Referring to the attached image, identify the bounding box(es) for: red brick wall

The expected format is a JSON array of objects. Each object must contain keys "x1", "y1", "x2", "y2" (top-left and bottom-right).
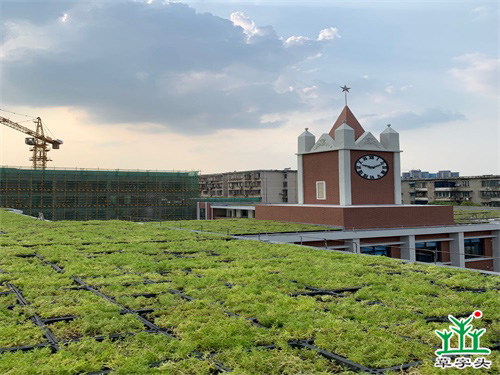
[
  {"x1": 256, "y1": 205, "x2": 454, "y2": 229},
  {"x1": 440, "y1": 242, "x2": 451, "y2": 263},
  {"x1": 350, "y1": 150, "x2": 395, "y2": 205},
  {"x1": 484, "y1": 238, "x2": 492, "y2": 257},
  {"x1": 257, "y1": 205, "x2": 344, "y2": 226},
  {"x1": 342, "y1": 206, "x2": 454, "y2": 229},
  {"x1": 198, "y1": 202, "x2": 212, "y2": 220},
  {"x1": 303, "y1": 151, "x2": 340, "y2": 204},
  {"x1": 464, "y1": 231, "x2": 492, "y2": 237},
  {"x1": 360, "y1": 237, "x2": 400, "y2": 244},
  {"x1": 465, "y1": 259, "x2": 494, "y2": 272}
]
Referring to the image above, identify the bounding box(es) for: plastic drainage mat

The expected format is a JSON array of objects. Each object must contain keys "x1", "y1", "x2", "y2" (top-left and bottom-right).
[
  {"x1": 0, "y1": 254, "x2": 443, "y2": 374},
  {"x1": 5, "y1": 247, "x2": 498, "y2": 373}
]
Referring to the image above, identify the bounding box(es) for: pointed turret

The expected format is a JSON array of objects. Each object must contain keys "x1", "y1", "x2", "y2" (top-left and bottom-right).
[
  {"x1": 334, "y1": 121, "x2": 355, "y2": 148},
  {"x1": 298, "y1": 128, "x2": 315, "y2": 153},
  {"x1": 380, "y1": 124, "x2": 400, "y2": 151},
  {"x1": 329, "y1": 106, "x2": 365, "y2": 140}
]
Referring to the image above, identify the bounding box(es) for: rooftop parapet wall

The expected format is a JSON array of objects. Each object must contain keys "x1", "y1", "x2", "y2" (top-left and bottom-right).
[{"x1": 255, "y1": 204, "x2": 455, "y2": 229}]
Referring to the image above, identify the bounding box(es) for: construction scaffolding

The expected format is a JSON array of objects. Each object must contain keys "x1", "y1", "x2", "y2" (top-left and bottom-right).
[{"x1": 0, "y1": 167, "x2": 199, "y2": 221}]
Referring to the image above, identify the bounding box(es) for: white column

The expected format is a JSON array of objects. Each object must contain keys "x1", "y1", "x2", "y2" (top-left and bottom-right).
[
  {"x1": 297, "y1": 155, "x2": 304, "y2": 204},
  {"x1": 492, "y1": 230, "x2": 500, "y2": 272},
  {"x1": 236, "y1": 209, "x2": 242, "y2": 218},
  {"x1": 248, "y1": 210, "x2": 255, "y2": 218},
  {"x1": 393, "y1": 152, "x2": 402, "y2": 204},
  {"x1": 401, "y1": 235, "x2": 416, "y2": 262},
  {"x1": 196, "y1": 202, "x2": 200, "y2": 220},
  {"x1": 338, "y1": 150, "x2": 352, "y2": 205},
  {"x1": 450, "y1": 232, "x2": 465, "y2": 268},
  {"x1": 346, "y1": 238, "x2": 360, "y2": 253}
]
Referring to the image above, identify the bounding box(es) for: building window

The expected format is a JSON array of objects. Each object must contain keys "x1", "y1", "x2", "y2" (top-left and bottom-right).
[
  {"x1": 464, "y1": 238, "x2": 484, "y2": 258},
  {"x1": 481, "y1": 180, "x2": 500, "y2": 187},
  {"x1": 316, "y1": 181, "x2": 326, "y2": 200},
  {"x1": 435, "y1": 181, "x2": 456, "y2": 188},
  {"x1": 283, "y1": 182, "x2": 288, "y2": 188},
  {"x1": 361, "y1": 246, "x2": 389, "y2": 257},
  {"x1": 416, "y1": 241, "x2": 440, "y2": 262}
]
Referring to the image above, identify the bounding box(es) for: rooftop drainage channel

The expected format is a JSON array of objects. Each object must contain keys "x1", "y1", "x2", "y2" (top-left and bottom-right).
[
  {"x1": 72, "y1": 276, "x2": 176, "y2": 338},
  {"x1": 30, "y1": 255, "x2": 231, "y2": 373},
  {"x1": 288, "y1": 339, "x2": 422, "y2": 374},
  {"x1": 0, "y1": 330, "x2": 162, "y2": 354},
  {"x1": 6, "y1": 283, "x2": 60, "y2": 353}
]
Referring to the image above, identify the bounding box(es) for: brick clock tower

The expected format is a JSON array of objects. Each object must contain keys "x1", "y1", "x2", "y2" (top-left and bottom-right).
[
  {"x1": 297, "y1": 105, "x2": 401, "y2": 206},
  {"x1": 256, "y1": 88, "x2": 455, "y2": 229}
]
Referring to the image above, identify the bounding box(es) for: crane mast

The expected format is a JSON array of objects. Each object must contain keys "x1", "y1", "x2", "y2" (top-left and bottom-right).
[{"x1": 0, "y1": 115, "x2": 63, "y2": 169}]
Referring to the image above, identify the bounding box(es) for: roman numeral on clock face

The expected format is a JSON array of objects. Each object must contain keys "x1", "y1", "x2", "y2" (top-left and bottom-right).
[{"x1": 354, "y1": 155, "x2": 389, "y2": 180}]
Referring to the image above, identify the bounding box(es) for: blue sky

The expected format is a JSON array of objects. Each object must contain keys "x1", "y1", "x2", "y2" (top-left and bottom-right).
[{"x1": 0, "y1": 0, "x2": 498, "y2": 175}]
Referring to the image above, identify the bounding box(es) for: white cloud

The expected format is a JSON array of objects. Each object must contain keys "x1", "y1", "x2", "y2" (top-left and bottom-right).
[
  {"x1": 0, "y1": 21, "x2": 53, "y2": 61},
  {"x1": 317, "y1": 27, "x2": 341, "y2": 41},
  {"x1": 2, "y1": 2, "x2": 339, "y2": 134},
  {"x1": 230, "y1": 11, "x2": 259, "y2": 38},
  {"x1": 284, "y1": 36, "x2": 311, "y2": 46},
  {"x1": 385, "y1": 84, "x2": 413, "y2": 94},
  {"x1": 449, "y1": 53, "x2": 499, "y2": 96},
  {"x1": 472, "y1": 6, "x2": 493, "y2": 21},
  {"x1": 365, "y1": 107, "x2": 465, "y2": 130}
]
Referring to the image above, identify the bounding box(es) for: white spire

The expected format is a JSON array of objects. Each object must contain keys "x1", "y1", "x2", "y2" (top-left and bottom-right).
[
  {"x1": 380, "y1": 124, "x2": 400, "y2": 151},
  {"x1": 298, "y1": 128, "x2": 315, "y2": 153}
]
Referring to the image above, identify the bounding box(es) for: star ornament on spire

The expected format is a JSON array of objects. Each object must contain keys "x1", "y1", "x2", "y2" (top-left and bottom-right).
[
  {"x1": 340, "y1": 85, "x2": 350, "y2": 106},
  {"x1": 340, "y1": 85, "x2": 350, "y2": 93}
]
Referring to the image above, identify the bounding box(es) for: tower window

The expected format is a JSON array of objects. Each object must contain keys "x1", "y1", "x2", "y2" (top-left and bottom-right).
[{"x1": 316, "y1": 181, "x2": 326, "y2": 200}]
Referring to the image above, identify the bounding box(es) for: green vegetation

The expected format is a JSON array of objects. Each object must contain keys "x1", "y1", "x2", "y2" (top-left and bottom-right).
[
  {"x1": 0, "y1": 209, "x2": 498, "y2": 374},
  {"x1": 429, "y1": 201, "x2": 482, "y2": 207},
  {"x1": 155, "y1": 218, "x2": 338, "y2": 235},
  {"x1": 454, "y1": 209, "x2": 500, "y2": 224}
]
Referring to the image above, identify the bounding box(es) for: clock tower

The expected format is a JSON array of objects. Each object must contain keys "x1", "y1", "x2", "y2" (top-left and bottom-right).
[
  {"x1": 297, "y1": 105, "x2": 402, "y2": 206},
  {"x1": 256, "y1": 88, "x2": 454, "y2": 229}
]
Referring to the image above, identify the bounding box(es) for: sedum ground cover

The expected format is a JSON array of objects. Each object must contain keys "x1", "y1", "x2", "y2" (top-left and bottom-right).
[
  {"x1": 453, "y1": 209, "x2": 500, "y2": 224},
  {"x1": 152, "y1": 218, "x2": 338, "y2": 235},
  {"x1": 0, "y1": 209, "x2": 498, "y2": 374}
]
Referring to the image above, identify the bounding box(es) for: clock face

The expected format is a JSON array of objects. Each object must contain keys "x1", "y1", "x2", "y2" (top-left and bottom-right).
[{"x1": 355, "y1": 155, "x2": 389, "y2": 180}]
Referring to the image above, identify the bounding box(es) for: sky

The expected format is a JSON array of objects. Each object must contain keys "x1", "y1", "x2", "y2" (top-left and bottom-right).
[{"x1": 0, "y1": 0, "x2": 498, "y2": 175}]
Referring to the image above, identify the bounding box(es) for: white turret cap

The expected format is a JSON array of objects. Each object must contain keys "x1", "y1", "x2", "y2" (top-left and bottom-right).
[
  {"x1": 334, "y1": 121, "x2": 355, "y2": 148},
  {"x1": 298, "y1": 128, "x2": 316, "y2": 153},
  {"x1": 380, "y1": 124, "x2": 400, "y2": 151}
]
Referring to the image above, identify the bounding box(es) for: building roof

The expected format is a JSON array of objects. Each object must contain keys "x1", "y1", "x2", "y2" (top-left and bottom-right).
[
  {"x1": 402, "y1": 175, "x2": 500, "y2": 181},
  {"x1": 200, "y1": 169, "x2": 297, "y2": 177},
  {"x1": 329, "y1": 105, "x2": 365, "y2": 140}
]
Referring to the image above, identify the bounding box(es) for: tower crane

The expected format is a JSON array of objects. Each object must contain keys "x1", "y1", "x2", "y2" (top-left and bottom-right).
[{"x1": 0, "y1": 114, "x2": 63, "y2": 169}]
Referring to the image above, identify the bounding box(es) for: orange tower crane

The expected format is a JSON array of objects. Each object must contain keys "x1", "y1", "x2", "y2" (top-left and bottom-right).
[{"x1": 0, "y1": 115, "x2": 63, "y2": 169}]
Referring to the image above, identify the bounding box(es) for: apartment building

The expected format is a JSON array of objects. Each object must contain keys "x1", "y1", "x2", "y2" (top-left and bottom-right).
[
  {"x1": 199, "y1": 169, "x2": 297, "y2": 204},
  {"x1": 402, "y1": 175, "x2": 500, "y2": 207},
  {"x1": 402, "y1": 169, "x2": 459, "y2": 179}
]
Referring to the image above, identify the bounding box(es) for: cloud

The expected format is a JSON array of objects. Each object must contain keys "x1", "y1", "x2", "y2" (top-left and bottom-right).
[
  {"x1": 365, "y1": 108, "x2": 466, "y2": 130},
  {"x1": 317, "y1": 27, "x2": 341, "y2": 41},
  {"x1": 384, "y1": 84, "x2": 413, "y2": 94},
  {"x1": 471, "y1": 6, "x2": 493, "y2": 21},
  {"x1": 449, "y1": 53, "x2": 499, "y2": 96},
  {"x1": 1, "y1": 2, "x2": 340, "y2": 134}
]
